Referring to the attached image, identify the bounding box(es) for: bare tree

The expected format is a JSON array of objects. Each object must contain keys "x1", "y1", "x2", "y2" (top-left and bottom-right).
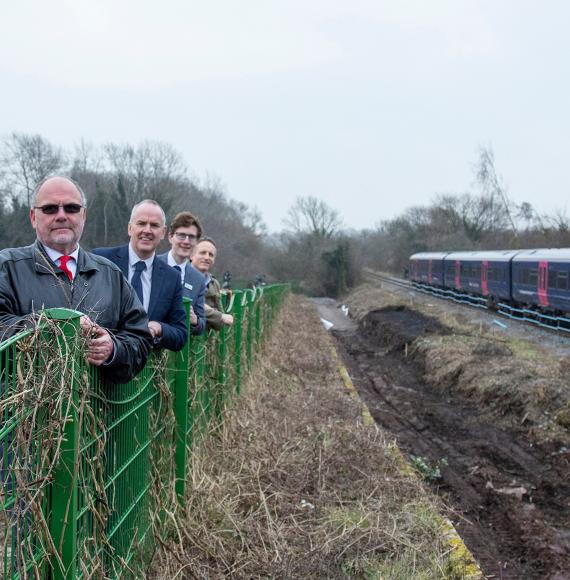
[
  {"x1": 284, "y1": 196, "x2": 342, "y2": 239},
  {"x1": 547, "y1": 209, "x2": 570, "y2": 233},
  {"x1": 102, "y1": 140, "x2": 187, "y2": 207},
  {"x1": 0, "y1": 133, "x2": 64, "y2": 206},
  {"x1": 71, "y1": 139, "x2": 102, "y2": 174},
  {"x1": 474, "y1": 146, "x2": 517, "y2": 237}
]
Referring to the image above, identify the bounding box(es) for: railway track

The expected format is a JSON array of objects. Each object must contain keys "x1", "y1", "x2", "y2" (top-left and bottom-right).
[
  {"x1": 363, "y1": 269, "x2": 412, "y2": 290},
  {"x1": 364, "y1": 269, "x2": 570, "y2": 334}
]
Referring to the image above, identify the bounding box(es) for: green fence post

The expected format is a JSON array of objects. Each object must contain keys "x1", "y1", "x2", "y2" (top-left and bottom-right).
[
  {"x1": 214, "y1": 325, "x2": 227, "y2": 422},
  {"x1": 46, "y1": 308, "x2": 82, "y2": 580},
  {"x1": 170, "y1": 298, "x2": 191, "y2": 500},
  {"x1": 232, "y1": 291, "x2": 244, "y2": 396},
  {"x1": 254, "y1": 287, "x2": 263, "y2": 349},
  {"x1": 189, "y1": 333, "x2": 208, "y2": 440},
  {"x1": 245, "y1": 289, "x2": 254, "y2": 373}
]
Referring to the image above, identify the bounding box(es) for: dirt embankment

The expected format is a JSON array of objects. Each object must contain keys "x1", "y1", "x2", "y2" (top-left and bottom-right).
[{"x1": 331, "y1": 283, "x2": 570, "y2": 579}]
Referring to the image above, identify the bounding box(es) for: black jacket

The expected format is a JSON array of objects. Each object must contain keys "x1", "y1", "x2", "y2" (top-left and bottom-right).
[{"x1": 0, "y1": 241, "x2": 152, "y2": 384}]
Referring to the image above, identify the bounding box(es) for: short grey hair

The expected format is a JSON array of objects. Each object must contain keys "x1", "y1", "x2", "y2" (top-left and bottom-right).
[
  {"x1": 32, "y1": 176, "x2": 87, "y2": 206},
  {"x1": 129, "y1": 199, "x2": 166, "y2": 225},
  {"x1": 195, "y1": 236, "x2": 217, "y2": 249}
]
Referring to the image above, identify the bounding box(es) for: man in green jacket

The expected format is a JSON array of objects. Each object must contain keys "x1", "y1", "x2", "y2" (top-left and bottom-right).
[{"x1": 191, "y1": 237, "x2": 233, "y2": 331}]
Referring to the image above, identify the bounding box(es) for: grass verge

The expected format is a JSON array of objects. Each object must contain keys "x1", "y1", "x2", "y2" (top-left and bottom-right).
[{"x1": 150, "y1": 295, "x2": 476, "y2": 579}]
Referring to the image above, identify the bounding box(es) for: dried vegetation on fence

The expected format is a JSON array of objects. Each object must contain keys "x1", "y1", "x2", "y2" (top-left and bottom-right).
[
  {"x1": 150, "y1": 296, "x2": 462, "y2": 579},
  {"x1": 0, "y1": 317, "x2": 177, "y2": 579}
]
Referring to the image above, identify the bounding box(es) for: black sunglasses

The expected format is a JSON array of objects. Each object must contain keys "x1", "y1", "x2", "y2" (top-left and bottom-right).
[{"x1": 34, "y1": 203, "x2": 84, "y2": 215}]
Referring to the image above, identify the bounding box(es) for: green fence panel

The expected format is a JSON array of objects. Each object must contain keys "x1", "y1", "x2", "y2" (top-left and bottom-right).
[
  {"x1": 0, "y1": 326, "x2": 52, "y2": 580},
  {"x1": 232, "y1": 291, "x2": 244, "y2": 396},
  {"x1": 188, "y1": 333, "x2": 208, "y2": 443},
  {"x1": 244, "y1": 289, "x2": 254, "y2": 374},
  {"x1": 171, "y1": 299, "x2": 191, "y2": 500},
  {"x1": 0, "y1": 284, "x2": 289, "y2": 579}
]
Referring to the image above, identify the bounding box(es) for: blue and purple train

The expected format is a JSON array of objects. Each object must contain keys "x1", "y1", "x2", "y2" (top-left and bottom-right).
[{"x1": 409, "y1": 249, "x2": 570, "y2": 314}]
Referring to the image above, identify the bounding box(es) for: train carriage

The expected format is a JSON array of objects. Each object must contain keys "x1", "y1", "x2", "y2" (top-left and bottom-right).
[
  {"x1": 512, "y1": 249, "x2": 570, "y2": 313},
  {"x1": 408, "y1": 247, "x2": 570, "y2": 327},
  {"x1": 409, "y1": 252, "x2": 448, "y2": 287},
  {"x1": 442, "y1": 250, "x2": 518, "y2": 301}
]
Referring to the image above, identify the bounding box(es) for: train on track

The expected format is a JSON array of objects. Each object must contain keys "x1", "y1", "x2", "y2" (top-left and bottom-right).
[{"x1": 409, "y1": 249, "x2": 570, "y2": 316}]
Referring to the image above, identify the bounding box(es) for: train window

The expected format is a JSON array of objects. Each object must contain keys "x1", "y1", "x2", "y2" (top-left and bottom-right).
[
  {"x1": 557, "y1": 272, "x2": 568, "y2": 290},
  {"x1": 549, "y1": 270, "x2": 557, "y2": 288},
  {"x1": 528, "y1": 269, "x2": 538, "y2": 285},
  {"x1": 474, "y1": 266, "x2": 481, "y2": 278}
]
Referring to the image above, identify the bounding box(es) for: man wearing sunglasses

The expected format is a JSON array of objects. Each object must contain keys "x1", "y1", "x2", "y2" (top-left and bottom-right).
[
  {"x1": 0, "y1": 176, "x2": 152, "y2": 384},
  {"x1": 156, "y1": 212, "x2": 206, "y2": 335}
]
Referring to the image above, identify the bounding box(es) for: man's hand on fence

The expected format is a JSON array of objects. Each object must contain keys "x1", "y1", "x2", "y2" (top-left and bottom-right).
[
  {"x1": 190, "y1": 305, "x2": 198, "y2": 326},
  {"x1": 80, "y1": 316, "x2": 115, "y2": 365},
  {"x1": 148, "y1": 321, "x2": 163, "y2": 338}
]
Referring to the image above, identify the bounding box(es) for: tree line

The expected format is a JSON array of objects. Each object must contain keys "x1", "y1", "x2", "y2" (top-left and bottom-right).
[
  {"x1": 349, "y1": 147, "x2": 570, "y2": 277},
  {"x1": 0, "y1": 133, "x2": 266, "y2": 281},
  {"x1": 0, "y1": 132, "x2": 358, "y2": 296},
  {"x1": 1, "y1": 134, "x2": 566, "y2": 297}
]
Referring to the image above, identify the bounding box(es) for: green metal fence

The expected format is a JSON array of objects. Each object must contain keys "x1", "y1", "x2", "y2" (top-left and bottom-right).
[{"x1": 0, "y1": 284, "x2": 289, "y2": 579}]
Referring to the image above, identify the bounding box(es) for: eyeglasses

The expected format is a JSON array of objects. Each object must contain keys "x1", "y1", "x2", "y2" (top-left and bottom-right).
[
  {"x1": 34, "y1": 203, "x2": 84, "y2": 215},
  {"x1": 173, "y1": 232, "x2": 198, "y2": 241}
]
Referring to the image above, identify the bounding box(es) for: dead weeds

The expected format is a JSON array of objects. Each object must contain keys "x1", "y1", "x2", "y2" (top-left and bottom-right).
[{"x1": 150, "y1": 296, "x2": 462, "y2": 579}]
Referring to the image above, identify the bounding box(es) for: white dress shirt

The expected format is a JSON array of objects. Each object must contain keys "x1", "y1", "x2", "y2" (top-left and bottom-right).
[
  {"x1": 167, "y1": 251, "x2": 187, "y2": 284},
  {"x1": 42, "y1": 244, "x2": 80, "y2": 280}
]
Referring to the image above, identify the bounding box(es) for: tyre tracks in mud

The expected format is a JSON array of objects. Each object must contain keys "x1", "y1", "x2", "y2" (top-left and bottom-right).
[{"x1": 313, "y1": 298, "x2": 570, "y2": 580}]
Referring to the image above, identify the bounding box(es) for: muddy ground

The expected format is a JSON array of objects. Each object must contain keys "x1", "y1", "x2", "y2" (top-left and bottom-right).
[{"x1": 314, "y1": 290, "x2": 570, "y2": 580}]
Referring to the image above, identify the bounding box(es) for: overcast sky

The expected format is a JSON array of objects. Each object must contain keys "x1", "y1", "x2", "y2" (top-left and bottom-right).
[{"x1": 2, "y1": 1, "x2": 569, "y2": 232}]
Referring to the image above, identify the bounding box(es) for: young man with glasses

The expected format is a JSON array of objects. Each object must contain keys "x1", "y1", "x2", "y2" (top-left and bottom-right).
[
  {"x1": 157, "y1": 212, "x2": 206, "y2": 335},
  {"x1": 0, "y1": 176, "x2": 152, "y2": 384}
]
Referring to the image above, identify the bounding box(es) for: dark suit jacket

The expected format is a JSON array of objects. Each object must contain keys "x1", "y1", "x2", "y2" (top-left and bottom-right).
[
  {"x1": 156, "y1": 252, "x2": 206, "y2": 335},
  {"x1": 92, "y1": 245, "x2": 187, "y2": 351}
]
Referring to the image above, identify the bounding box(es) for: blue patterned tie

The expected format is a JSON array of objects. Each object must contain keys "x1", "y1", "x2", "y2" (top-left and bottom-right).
[{"x1": 131, "y1": 261, "x2": 146, "y2": 304}]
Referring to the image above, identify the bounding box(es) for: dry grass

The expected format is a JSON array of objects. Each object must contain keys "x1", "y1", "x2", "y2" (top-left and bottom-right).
[
  {"x1": 0, "y1": 314, "x2": 94, "y2": 578},
  {"x1": 345, "y1": 283, "x2": 570, "y2": 443},
  {"x1": 150, "y1": 296, "x2": 463, "y2": 579}
]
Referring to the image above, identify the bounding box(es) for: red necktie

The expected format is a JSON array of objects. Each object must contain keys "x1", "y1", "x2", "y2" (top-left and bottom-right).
[{"x1": 59, "y1": 255, "x2": 73, "y2": 281}]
